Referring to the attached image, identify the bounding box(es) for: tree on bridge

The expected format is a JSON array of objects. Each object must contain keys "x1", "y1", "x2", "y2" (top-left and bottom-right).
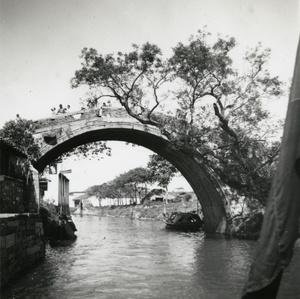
[{"x1": 71, "y1": 29, "x2": 285, "y2": 204}]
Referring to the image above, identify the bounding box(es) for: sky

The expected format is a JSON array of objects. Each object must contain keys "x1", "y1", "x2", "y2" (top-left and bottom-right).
[{"x1": 1, "y1": 0, "x2": 299, "y2": 192}]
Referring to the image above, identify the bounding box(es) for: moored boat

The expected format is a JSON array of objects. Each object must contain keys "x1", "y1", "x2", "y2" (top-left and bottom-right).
[{"x1": 163, "y1": 211, "x2": 203, "y2": 231}]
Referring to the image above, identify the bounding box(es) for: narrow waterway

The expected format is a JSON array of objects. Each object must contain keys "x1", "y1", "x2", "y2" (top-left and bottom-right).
[{"x1": 3, "y1": 216, "x2": 300, "y2": 299}]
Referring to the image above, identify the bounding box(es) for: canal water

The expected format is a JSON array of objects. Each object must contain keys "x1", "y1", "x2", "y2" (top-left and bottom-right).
[{"x1": 3, "y1": 216, "x2": 300, "y2": 299}]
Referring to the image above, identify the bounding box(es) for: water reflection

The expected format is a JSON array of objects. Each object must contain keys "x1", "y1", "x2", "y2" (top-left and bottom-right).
[{"x1": 2, "y1": 216, "x2": 300, "y2": 299}]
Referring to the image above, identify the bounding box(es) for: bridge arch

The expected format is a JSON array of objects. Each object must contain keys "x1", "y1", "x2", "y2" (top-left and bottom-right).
[{"x1": 33, "y1": 115, "x2": 228, "y2": 234}]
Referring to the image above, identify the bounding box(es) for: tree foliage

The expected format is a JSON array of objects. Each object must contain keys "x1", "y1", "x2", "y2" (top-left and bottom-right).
[
  {"x1": 0, "y1": 118, "x2": 40, "y2": 161},
  {"x1": 90, "y1": 167, "x2": 152, "y2": 202},
  {"x1": 147, "y1": 154, "x2": 178, "y2": 189},
  {"x1": 61, "y1": 142, "x2": 111, "y2": 160},
  {"x1": 87, "y1": 161, "x2": 179, "y2": 202},
  {"x1": 71, "y1": 29, "x2": 285, "y2": 204}
]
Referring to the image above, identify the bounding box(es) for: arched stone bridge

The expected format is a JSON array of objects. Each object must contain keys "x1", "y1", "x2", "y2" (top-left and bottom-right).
[{"x1": 33, "y1": 107, "x2": 228, "y2": 234}]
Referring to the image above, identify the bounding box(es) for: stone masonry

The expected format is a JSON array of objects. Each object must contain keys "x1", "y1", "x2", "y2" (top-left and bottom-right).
[{"x1": 0, "y1": 213, "x2": 45, "y2": 288}]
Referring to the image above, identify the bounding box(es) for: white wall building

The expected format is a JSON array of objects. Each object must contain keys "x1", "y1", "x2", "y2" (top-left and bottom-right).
[
  {"x1": 42, "y1": 163, "x2": 73, "y2": 206},
  {"x1": 100, "y1": 197, "x2": 139, "y2": 207}
]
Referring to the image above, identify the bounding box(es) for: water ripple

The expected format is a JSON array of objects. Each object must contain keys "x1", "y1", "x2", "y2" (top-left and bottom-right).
[{"x1": 2, "y1": 216, "x2": 299, "y2": 299}]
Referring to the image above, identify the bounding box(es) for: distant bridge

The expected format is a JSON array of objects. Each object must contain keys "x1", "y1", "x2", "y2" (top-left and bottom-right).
[{"x1": 33, "y1": 107, "x2": 228, "y2": 234}]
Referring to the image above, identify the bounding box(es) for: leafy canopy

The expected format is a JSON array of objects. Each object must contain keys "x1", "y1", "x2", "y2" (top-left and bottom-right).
[
  {"x1": 147, "y1": 154, "x2": 178, "y2": 189},
  {"x1": 88, "y1": 167, "x2": 152, "y2": 201},
  {"x1": 0, "y1": 117, "x2": 41, "y2": 161}
]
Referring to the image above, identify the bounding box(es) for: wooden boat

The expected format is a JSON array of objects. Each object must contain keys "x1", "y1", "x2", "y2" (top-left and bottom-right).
[
  {"x1": 47, "y1": 215, "x2": 77, "y2": 247},
  {"x1": 163, "y1": 212, "x2": 203, "y2": 231}
]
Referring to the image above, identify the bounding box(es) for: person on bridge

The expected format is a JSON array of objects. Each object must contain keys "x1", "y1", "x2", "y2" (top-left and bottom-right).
[
  {"x1": 62, "y1": 105, "x2": 70, "y2": 114},
  {"x1": 96, "y1": 102, "x2": 106, "y2": 117},
  {"x1": 57, "y1": 104, "x2": 64, "y2": 114},
  {"x1": 51, "y1": 107, "x2": 56, "y2": 118}
]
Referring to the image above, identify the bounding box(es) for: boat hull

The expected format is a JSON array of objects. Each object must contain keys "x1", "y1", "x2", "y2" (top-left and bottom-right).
[
  {"x1": 163, "y1": 212, "x2": 203, "y2": 232},
  {"x1": 164, "y1": 222, "x2": 202, "y2": 231}
]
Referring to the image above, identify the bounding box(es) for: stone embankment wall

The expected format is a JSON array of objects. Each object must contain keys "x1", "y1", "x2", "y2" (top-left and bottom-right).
[
  {"x1": 0, "y1": 176, "x2": 25, "y2": 213},
  {"x1": 0, "y1": 139, "x2": 39, "y2": 214},
  {"x1": 0, "y1": 214, "x2": 45, "y2": 288}
]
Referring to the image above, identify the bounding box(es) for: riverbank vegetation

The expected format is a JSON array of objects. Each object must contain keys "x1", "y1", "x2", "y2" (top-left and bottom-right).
[
  {"x1": 72, "y1": 194, "x2": 263, "y2": 240},
  {"x1": 85, "y1": 155, "x2": 178, "y2": 204},
  {"x1": 73, "y1": 192, "x2": 199, "y2": 221}
]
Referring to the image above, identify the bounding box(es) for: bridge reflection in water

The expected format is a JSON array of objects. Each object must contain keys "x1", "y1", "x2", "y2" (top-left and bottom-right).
[{"x1": 3, "y1": 217, "x2": 300, "y2": 299}]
